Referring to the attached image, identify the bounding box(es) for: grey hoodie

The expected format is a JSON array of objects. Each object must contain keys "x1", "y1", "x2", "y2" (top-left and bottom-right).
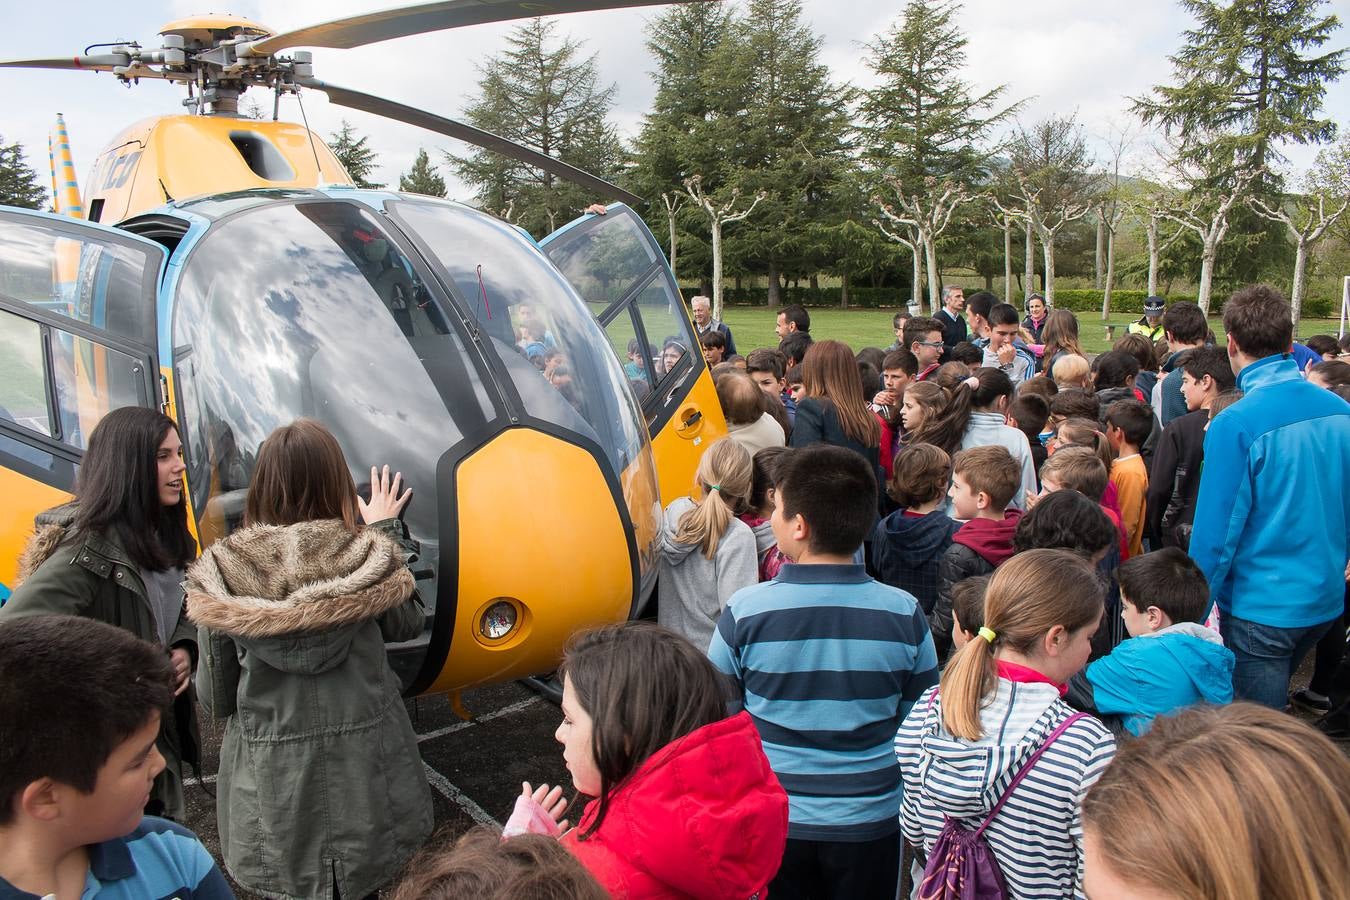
[
  {"x1": 658, "y1": 497, "x2": 759, "y2": 651},
  {"x1": 959, "y1": 412, "x2": 1038, "y2": 510}
]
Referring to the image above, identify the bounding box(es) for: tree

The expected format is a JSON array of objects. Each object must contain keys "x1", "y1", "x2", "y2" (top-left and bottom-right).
[
  {"x1": 0, "y1": 138, "x2": 46, "y2": 209},
  {"x1": 1127, "y1": 183, "x2": 1192, "y2": 296},
  {"x1": 1132, "y1": 0, "x2": 1345, "y2": 177},
  {"x1": 1248, "y1": 136, "x2": 1350, "y2": 328},
  {"x1": 1159, "y1": 153, "x2": 1257, "y2": 314},
  {"x1": 659, "y1": 192, "x2": 685, "y2": 281},
  {"x1": 1096, "y1": 125, "x2": 1135, "y2": 318},
  {"x1": 1004, "y1": 117, "x2": 1098, "y2": 305},
  {"x1": 328, "y1": 120, "x2": 383, "y2": 189},
  {"x1": 451, "y1": 18, "x2": 621, "y2": 236},
  {"x1": 860, "y1": 0, "x2": 1018, "y2": 305},
  {"x1": 683, "y1": 175, "x2": 765, "y2": 320},
  {"x1": 399, "y1": 149, "x2": 447, "y2": 197}
]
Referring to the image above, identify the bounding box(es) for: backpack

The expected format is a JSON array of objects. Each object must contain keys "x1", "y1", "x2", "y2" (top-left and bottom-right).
[{"x1": 917, "y1": 710, "x2": 1089, "y2": 900}]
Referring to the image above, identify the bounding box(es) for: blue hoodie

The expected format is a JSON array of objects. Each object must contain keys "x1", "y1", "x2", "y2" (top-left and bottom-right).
[
  {"x1": 867, "y1": 510, "x2": 960, "y2": 615},
  {"x1": 1189, "y1": 354, "x2": 1350, "y2": 627},
  {"x1": 1086, "y1": 623, "x2": 1235, "y2": 736}
]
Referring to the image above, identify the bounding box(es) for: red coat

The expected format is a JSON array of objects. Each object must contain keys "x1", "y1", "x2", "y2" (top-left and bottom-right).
[{"x1": 562, "y1": 711, "x2": 788, "y2": 899}]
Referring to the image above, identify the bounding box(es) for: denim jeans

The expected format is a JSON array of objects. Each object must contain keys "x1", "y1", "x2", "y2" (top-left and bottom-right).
[{"x1": 1220, "y1": 612, "x2": 1336, "y2": 709}]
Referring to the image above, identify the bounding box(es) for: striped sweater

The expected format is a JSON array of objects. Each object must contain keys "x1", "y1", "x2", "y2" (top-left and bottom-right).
[
  {"x1": 708, "y1": 563, "x2": 939, "y2": 842},
  {"x1": 895, "y1": 682, "x2": 1116, "y2": 899}
]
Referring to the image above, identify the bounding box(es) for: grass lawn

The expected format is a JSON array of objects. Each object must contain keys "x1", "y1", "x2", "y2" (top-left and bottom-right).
[{"x1": 718, "y1": 307, "x2": 1344, "y2": 358}]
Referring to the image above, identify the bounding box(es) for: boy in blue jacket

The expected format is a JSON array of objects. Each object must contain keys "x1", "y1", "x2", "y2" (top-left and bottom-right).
[{"x1": 1086, "y1": 548, "x2": 1234, "y2": 736}]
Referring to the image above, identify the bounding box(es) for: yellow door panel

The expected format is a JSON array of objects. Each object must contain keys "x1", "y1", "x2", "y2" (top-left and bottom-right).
[{"x1": 650, "y1": 370, "x2": 727, "y2": 507}]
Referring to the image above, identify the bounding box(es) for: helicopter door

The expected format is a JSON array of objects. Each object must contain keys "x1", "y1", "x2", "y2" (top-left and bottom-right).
[
  {"x1": 0, "y1": 209, "x2": 164, "y2": 489},
  {"x1": 541, "y1": 204, "x2": 726, "y2": 505}
]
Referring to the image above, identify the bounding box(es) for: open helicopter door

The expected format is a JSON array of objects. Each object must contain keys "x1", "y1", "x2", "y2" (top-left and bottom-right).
[
  {"x1": 541, "y1": 204, "x2": 727, "y2": 506},
  {"x1": 0, "y1": 207, "x2": 165, "y2": 600}
]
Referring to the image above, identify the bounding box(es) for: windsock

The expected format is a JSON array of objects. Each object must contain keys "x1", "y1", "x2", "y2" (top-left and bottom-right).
[{"x1": 48, "y1": 113, "x2": 84, "y2": 219}]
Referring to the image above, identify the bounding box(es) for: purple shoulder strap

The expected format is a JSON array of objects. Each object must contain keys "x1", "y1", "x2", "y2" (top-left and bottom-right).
[{"x1": 975, "y1": 712, "x2": 1089, "y2": 836}]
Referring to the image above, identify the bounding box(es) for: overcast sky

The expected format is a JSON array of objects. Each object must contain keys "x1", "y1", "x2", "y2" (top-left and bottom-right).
[{"x1": 2, "y1": 0, "x2": 1346, "y2": 208}]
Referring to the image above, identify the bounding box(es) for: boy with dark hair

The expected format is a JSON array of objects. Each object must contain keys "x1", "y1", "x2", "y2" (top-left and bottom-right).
[
  {"x1": 1192, "y1": 284, "x2": 1350, "y2": 709},
  {"x1": 933, "y1": 446, "x2": 1022, "y2": 651},
  {"x1": 0, "y1": 616, "x2": 232, "y2": 899},
  {"x1": 779, "y1": 333, "x2": 812, "y2": 369},
  {"x1": 1105, "y1": 399, "x2": 1152, "y2": 558},
  {"x1": 747, "y1": 347, "x2": 795, "y2": 425},
  {"x1": 1157, "y1": 300, "x2": 1209, "y2": 425},
  {"x1": 889, "y1": 311, "x2": 910, "y2": 351},
  {"x1": 868, "y1": 443, "x2": 959, "y2": 619},
  {"x1": 699, "y1": 329, "x2": 727, "y2": 366},
  {"x1": 1086, "y1": 549, "x2": 1234, "y2": 736},
  {"x1": 902, "y1": 316, "x2": 945, "y2": 381},
  {"x1": 984, "y1": 303, "x2": 1036, "y2": 385},
  {"x1": 1146, "y1": 345, "x2": 1235, "y2": 549},
  {"x1": 949, "y1": 575, "x2": 989, "y2": 652},
  {"x1": 964, "y1": 290, "x2": 996, "y2": 344},
  {"x1": 775, "y1": 304, "x2": 811, "y2": 339},
  {"x1": 872, "y1": 349, "x2": 918, "y2": 418},
  {"x1": 709, "y1": 445, "x2": 938, "y2": 900},
  {"x1": 950, "y1": 341, "x2": 984, "y2": 366},
  {"x1": 1008, "y1": 393, "x2": 1051, "y2": 482},
  {"x1": 1048, "y1": 388, "x2": 1100, "y2": 431}
]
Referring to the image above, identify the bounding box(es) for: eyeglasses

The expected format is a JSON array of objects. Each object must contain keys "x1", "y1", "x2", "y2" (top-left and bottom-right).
[{"x1": 918, "y1": 340, "x2": 944, "y2": 348}]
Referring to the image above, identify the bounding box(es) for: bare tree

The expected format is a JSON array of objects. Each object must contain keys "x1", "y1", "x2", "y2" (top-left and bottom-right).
[
  {"x1": 990, "y1": 206, "x2": 1016, "y2": 302},
  {"x1": 660, "y1": 191, "x2": 685, "y2": 282},
  {"x1": 682, "y1": 175, "x2": 765, "y2": 321},
  {"x1": 1159, "y1": 162, "x2": 1257, "y2": 315},
  {"x1": 1096, "y1": 124, "x2": 1136, "y2": 318},
  {"x1": 1247, "y1": 137, "x2": 1350, "y2": 329},
  {"x1": 874, "y1": 176, "x2": 974, "y2": 314},
  {"x1": 871, "y1": 213, "x2": 922, "y2": 313},
  {"x1": 1007, "y1": 117, "x2": 1097, "y2": 306}
]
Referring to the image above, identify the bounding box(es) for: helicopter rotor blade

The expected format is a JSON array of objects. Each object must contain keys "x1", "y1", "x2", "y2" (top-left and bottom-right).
[
  {"x1": 0, "y1": 54, "x2": 130, "y2": 72},
  {"x1": 241, "y1": 0, "x2": 693, "y2": 55},
  {"x1": 299, "y1": 78, "x2": 642, "y2": 206}
]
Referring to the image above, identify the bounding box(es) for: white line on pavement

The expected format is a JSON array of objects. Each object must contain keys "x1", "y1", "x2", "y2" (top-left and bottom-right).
[
  {"x1": 423, "y1": 762, "x2": 499, "y2": 826},
  {"x1": 415, "y1": 695, "x2": 544, "y2": 743}
]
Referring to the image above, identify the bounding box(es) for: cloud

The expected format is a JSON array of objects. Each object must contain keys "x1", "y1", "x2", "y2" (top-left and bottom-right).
[{"x1": 2, "y1": 0, "x2": 1345, "y2": 213}]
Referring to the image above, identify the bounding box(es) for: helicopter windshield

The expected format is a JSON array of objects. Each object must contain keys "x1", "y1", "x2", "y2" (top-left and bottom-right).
[
  {"x1": 171, "y1": 199, "x2": 498, "y2": 583},
  {"x1": 391, "y1": 199, "x2": 646, "y2": 475}
]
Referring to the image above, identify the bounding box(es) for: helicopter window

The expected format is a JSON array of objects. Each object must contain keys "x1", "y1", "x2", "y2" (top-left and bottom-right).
[
  {"x1": 0, "y1": 220, "x2": 157, "y2": 345},
  {"x1": 600, "y1": 307, "x2": 653, "y2": 403},
  {"x1": 391, "y1": 200, "x2": 647, "y2": 474},
  {"x1": 229, "y1": 132, "x2": 297, "y2": 182},
  {"x1": 172, "y1": 200, "x2": 484, "y2": 568},
  {"x1": 632, "y1": 277, "x2": 694, "y2": 386},
  {"x1": 0, "y1": 313, "x2": 51, "y2": 437},
  {"x1": 544, "y1": 212, "x2": 658, "y2": 313}
]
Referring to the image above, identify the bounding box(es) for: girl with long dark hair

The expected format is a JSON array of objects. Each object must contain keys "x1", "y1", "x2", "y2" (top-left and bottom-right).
[{"x1": 4, "y1": 406, "x2": 199, "y2": 819}]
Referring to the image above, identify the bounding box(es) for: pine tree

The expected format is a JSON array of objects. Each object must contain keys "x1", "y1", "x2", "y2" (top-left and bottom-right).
[
  {"x1": 0, "y1": 138, "x2": 46, "y2": 209},
  {"x1": 399, "y1": 149, "x2": 447, "y2": 197},
  {"x1": 328, "y1": 120, "x2": 383, "y2": 188},
  {"x1": 450, "y1": 18, "x2": 621, "y2": 236},
  {"x1": 1132, "y1": 0, "x2": 1345, "y2": 175}
]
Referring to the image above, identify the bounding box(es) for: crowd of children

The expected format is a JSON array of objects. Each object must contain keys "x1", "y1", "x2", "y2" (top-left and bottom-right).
[{"x1": 2, "y1": 284, "x2": 1349, "y2": 899}]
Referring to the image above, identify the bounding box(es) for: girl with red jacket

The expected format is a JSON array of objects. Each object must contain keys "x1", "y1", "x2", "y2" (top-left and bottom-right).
[{"x1": 522, "y1": 622, "x2": 788, "y2": 899}]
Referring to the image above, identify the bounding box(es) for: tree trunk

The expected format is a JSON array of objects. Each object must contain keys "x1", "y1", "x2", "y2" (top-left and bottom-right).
[
  {"x1": 1023, "y1": 220, "x2": 1035, "y2": 307},
  {"x1": 667, "y1": 210, "x2": 679, "y2": 282},
  {"x1": 1043, "y1": 236, "x2": 1056, "y2": 307},
  {"x1": 923, "y1": 233, "x2": 940, "y2": 315},
  {"x1": 909, "y1": 246, "x2": 921, "y2": 313},
  {"x1": 1002, "y1": 218, "x2": 1013, "y2": 303},
  {"x1": 840, "y1": 272, "x2": 850, "y2": 309},
  {"x1": 710, "y1": 220, "x2": 725, "y2": 321},
  {"x1": 809, "y1": 273, "x2": 819, "y2": 290},
  {"x1": 1197, "y1": 241, "x2": 1216, "y2": 316},
  {"x1": 1094, "y1": 217, "x2": 1104, "y2": 290},
  {"x1": 1290, "y1": 238, "x2": 1308, "y2": 333},
  {"x1": 984, "y1": 272, "x2": 993, "y2": 291},
  {"x1": 1146, "y1": 218, "x2": 1160, "y2": 297},
  {"x1": 1102, "y1": 228, "x2": 1116, "y2": 321},
  {"x1": 767, "y1": 260, "x2": 782, "y2": 307}
]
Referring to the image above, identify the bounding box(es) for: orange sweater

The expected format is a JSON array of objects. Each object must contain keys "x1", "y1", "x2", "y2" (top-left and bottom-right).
[{"x1": 1111, "y1": 454, "x2": 1148, "y2": 558}]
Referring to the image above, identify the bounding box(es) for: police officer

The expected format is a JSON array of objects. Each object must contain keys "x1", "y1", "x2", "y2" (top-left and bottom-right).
[{"x1": 1128, "y1": 295, "x2": 1166, "y2": 342}]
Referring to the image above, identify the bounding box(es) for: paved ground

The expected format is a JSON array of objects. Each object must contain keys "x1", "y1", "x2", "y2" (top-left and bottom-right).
[{"x1": 182, "y1": 680, "x2": 569, "y2": 898}]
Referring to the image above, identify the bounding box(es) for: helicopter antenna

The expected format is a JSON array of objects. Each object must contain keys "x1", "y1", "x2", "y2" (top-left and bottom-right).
[{"x1": 293, "y1": 89, "x2": 327, "y2": 187}]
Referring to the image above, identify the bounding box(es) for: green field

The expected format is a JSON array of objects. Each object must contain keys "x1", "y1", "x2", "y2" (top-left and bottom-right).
[{"x1": 718, "y1": 307, "x2": 1344, "y2": 358}]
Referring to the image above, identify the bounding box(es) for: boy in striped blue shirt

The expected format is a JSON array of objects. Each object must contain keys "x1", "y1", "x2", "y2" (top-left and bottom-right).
[
  {"x1": 709, "y1": 444, "x2": 939, "y2": 899},
  {"x1": 0, "y1": 616, "x2": 232, "y2": 899}
]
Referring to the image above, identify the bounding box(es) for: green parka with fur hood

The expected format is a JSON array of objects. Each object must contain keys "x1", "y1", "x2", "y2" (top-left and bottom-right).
[
  {"x1": 185, "y1": 517, "x2": 433, "y2": 900},
  {"x1": 2, "y1": 501, "x2": 199, "y2": 820}
]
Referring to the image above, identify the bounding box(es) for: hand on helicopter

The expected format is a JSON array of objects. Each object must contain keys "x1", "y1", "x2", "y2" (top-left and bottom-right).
[
  {"x1": 359, "y1": 464, "x2": 413, "y2": 524},
  {"x1": 583, "y1": 203, "x2": 608, "y2": 216}
]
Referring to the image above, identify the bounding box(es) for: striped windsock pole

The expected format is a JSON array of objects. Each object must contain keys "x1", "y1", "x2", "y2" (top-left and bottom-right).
[{"x1": 48, "y1": 113, "x2": 84, "y2": 219}]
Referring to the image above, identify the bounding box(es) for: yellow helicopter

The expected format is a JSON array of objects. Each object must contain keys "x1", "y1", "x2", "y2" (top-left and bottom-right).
[{"x1": 0, "y1": 0, "x2": 727, "y2": 698}]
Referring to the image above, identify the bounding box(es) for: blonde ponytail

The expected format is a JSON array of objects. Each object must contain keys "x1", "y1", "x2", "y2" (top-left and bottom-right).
[
  {"x1": 939, "y1": 549, "x2": 1103, "y2": 740},
  {"x1": 674, "y1": 439, "x2": 753, "y2": 559}
]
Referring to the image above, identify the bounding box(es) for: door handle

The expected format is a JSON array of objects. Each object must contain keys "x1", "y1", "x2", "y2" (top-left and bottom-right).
[{"x1": 677, "y1": 410, "x2": 703, "y2": 431}]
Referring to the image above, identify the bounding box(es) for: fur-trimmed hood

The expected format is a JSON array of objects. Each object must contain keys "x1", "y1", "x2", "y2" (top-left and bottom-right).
[
  {"x1": 186, "y1": 519, "x2": 414, "y2": 649},
  {"x1": 15, "y1": 502, "x2": 80, "y2": 584}
]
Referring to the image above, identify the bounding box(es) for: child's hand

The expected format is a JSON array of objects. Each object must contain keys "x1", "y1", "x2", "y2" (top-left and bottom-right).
[
  {"x1": 169, "y1": 647, "x2": 192, "y2": 696},
  {"x1": 358, "y1": 465, "x2": 412, "y2": 524},
  {"x1": 522, "y1": 781, "x2": 569, "y2": 830}
]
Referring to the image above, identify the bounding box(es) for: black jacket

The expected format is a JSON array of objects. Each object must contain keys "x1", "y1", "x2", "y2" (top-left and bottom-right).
[
  {"x1": 867, "y1": 510, "x2": 960, "y2": 616},
  {"x1": 937, "y1": 308, "x2": 968, "y2": 358},
  {"x1": 790, "y1": 396, "x2": 882, "y2": 478},
  {"x1": 1146, "y1": 409, "x2": 1207, "y2": 548}
]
